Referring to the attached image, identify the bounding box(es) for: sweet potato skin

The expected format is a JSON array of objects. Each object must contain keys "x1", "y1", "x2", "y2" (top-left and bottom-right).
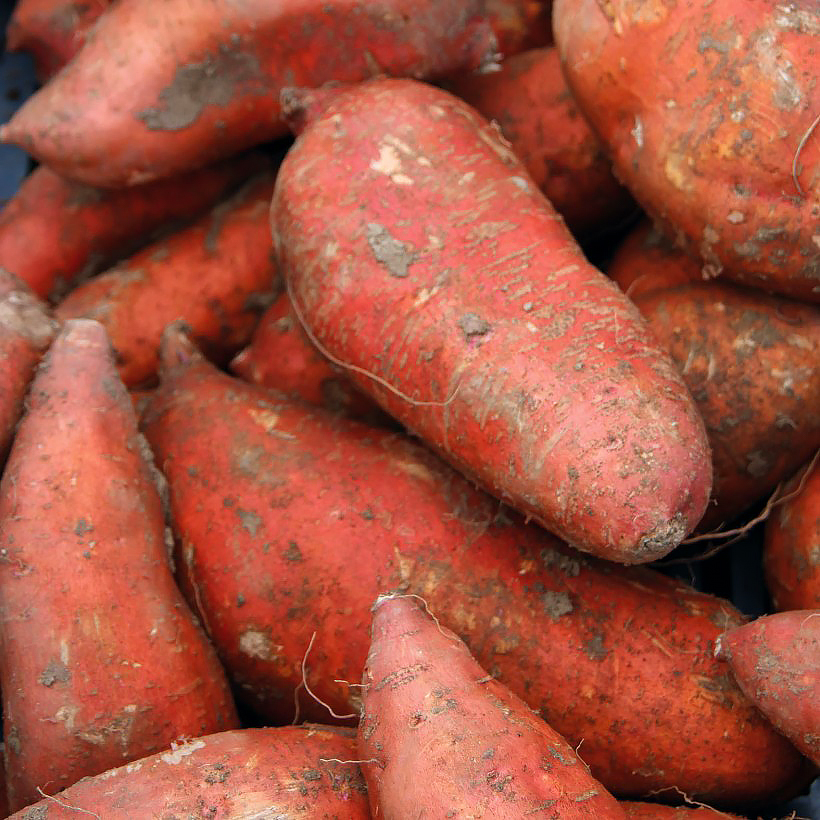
[
  {"x1": 273, "y1": 78, "x2": 711, "y2": 564},
  {"x1": 139, "y1": 332, "x2": 806, "y2": 804},
  {"x1": 0, "y1": 0, "x2": 495, "y2": 187},
  {"x1": 621, "y1": 804, "x2": 744, "y2": 818},
  {"x1": 445, "y1": 46, "x2": 634, "y2": 238},
  {"x1": 715, "y1": 611, "x2": 820, "y2": 764},
  {"x1": 359, "y1": 595, "x2": 626, "y2": 818},
  {"x1": 7, "y1": 727, "x2": 369, "y2": 818},
  {"x1": 553, "y1": 0, "x2": 820, "y2": 302},
  {"x1": 0, "y1": 156, "x2": 264, "y2": 300},
  {"x1": 0, "y1": 320, "x2": 238, "y2": 810},
  {"x1": 609, "y1": 222, "x2": 820, "y2": 530},
  {"x1": 6, "y1": 0, "x2": 111, "y2": 80},
  {"x1": 56, "y1": 172, "x2": 279, "y2": 387},
  {"x1": 0, "y1": 271, "x2": 56, "y2": 460},
  {"x1": 485, "y1": 0, "x2": 552, "y2": 56},
  {"x1": 764, "y1": 461, "x2": 820, "y2": 611}
]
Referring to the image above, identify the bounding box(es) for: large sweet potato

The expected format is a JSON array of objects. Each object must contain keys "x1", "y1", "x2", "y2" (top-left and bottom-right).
[
  {"x1": 0, "y1": 320, "x2": 238, "y2": 810},
  {"x1": 359, "y1": 594, "x2": 626, "y2": 818},
  {"x1": 273, "y1": 78, "x2": 711, "y2": 564},
  {"x1": 0, "y1": 0, "x2": 495, "y2": 186},
  {"x1": 0, "y1": 155, "x2": 264, "y2": 300},
  {"x1": 0, "y1": 270, "x2": 56, "y2": 460},
  {"x1": 621, "y1": 804, "x2": 743, "y2": 818},
  {"x1": 56, "y1": 172, "x2": 279, "y2": 387},
  {"x1": 609, "y1": 222, "x2": 820, "y2": 530},
  {"x1": 764, "y1": 459, "x2": 820, "y2": 611},
  {"x1": 553, "y1": 0, "x2": 820, "y2": 302},
  {"x1": 138, "y1": 326, "x2": 806, "y2": 804},
  {"x1": 445, "y1": 46, "x2": 634, "y2": 238},
  {"x1": 716, "y1": 611, "x2": 820, "y2": 765},
  {"x1": 7, "y1": 726, "x2": 369, "y2": 818}
]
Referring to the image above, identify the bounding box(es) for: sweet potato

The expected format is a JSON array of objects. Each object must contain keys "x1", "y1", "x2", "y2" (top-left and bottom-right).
[
  {"x1": 0, "y1": 319, "x2": 238, "y2": 810},
  {"x1": 553, "y1": 0, "x2": 820, "y2": 302},
  {"x1": 273, "y1": 78, "x2": 711, "y2": 564},
  {"x1": 621, "y1": 804, "x2": 744, "y2": 818},
  {"x1": 0, "y1": 0, "x2": 496, "y2": 187},
  {"x1": 715, "y1": 611, "x2": 820, "y2": 765},
  {"x1": 56, "y1": 172, "x2": 279, "y2": 387},
  {"x1": 5, "y1": 0, "x2": 111, "y2": 81},
  {"x1": 6, "y1": 726, "x2": 369, "y2": 818},
  {"x1": 764, "y1": 459, "x2": 820, "y2": 611},
  {"x1": 138, "y1": 325, "x2": 807, "y2": 804},
  {"x1": 359, "y1": 594, "x2": 626, "y2": 818},
  {"x1": 0, "y1": 270, "x2": 56, "y2": 460},
  {"x1": 445, "y1": 46, "x2": 634, "y2": 238},
  {"x1": 609, "y1": 222, "x2": 820, "y2": 530},
  {"x1": 230, "y1": 290, "x2": 389, "y2": 423},
  {"x1": 0, "y1": 155, "x2": 265, "y2": 301}
]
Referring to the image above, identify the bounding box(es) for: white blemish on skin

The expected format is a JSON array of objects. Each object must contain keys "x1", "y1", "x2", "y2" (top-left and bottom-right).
[
  {"x1": 370, "y1": 143, "x2": 413, "y2": 186},
  {"x1": 239, "y1": 629, "x2": 279, "y2": 660},
  {"x1": 631, "y1": 116, "x2": 644, "y2": 148},
  {"x1": 727, "y1": 210, "x2": 745, "y2": 223},
  {"x1": 510, "y1": 176, "x2": 529, "y2": 190},
  {"x1": 161, "y1": 739, "x2": 206, "y2": 764}
]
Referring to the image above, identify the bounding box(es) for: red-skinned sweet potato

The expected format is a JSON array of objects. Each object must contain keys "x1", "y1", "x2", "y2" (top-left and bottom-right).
[
  {"x1": 230, "y1": 290, "x2": 389, "y2": 423},
  {"x1": 0, "y1": 0, "x2": 496, "y2": 187},
  {"x1": 359, "y1": 594, "x2": 626, "y2": 818},
  {"x1": 0, "y1": 155, "x2": 265, "y2": 301},
  {"x1": 139, "y1": 326, "x2": 807, "y2": 805},
  {"x1": 6, "y1": 726, "x2": 369, "y2": 818},
  {"x1": 56, "y1": 172, "x2": 279, "y2": 387},
  {"x1": 273, "y1": 78, "x2": 711, "y2": 564},
  {"x1": 621, "y1": 804, "x2": 744, "y2": 818},
  {"x1": 6, "y1": 0, "x2": 111, "y2": 81},
  {"x1": 715, "y1": 610, "x2": 820, "y2": 765},
  {"x1": 553, "y1": 0, "x2": 820, "y2": 302},
  {"x1": 0, "y1": 270, "x2": 56, "y2": 460},
  {"x1": 609, "y1": 222, "x2": 820, "y2": 530},
  {"x1": 445, "y1": 46, "x2": 635, "y2": 238},
  {"x1": 764, "y1": 459, "x2": 820, "y2": 611},
  {"x1": 0, "y1": 319, "x2": 238, "y2": 810}
]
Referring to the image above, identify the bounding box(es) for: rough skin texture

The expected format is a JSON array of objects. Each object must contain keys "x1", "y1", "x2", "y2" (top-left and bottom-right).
[
  {"x1": 764, "y1": 460, "x2": 820, "y2": 611},
  {"x1": 6, "y1": 727, "x2": 369, "y2": 818},
  {"x1": 0, "y1": 0, "x2": 496, "y2": 186},
  {"x1": 445, "y1": 46, "x2": 635, "y2": 238},
  {"x1": 0, "y1": 155, "x2": 264, "y2": 301},
  {"x1": 273, "y1": 77, "x2": 711, "y2": 564},
  {"x1": 359, "y1": 595, "x2": 627, "y2": 818},
  {"x1": 6, "y1": 0, "x2": 111, "y2": 80},
  {"x1": 139, "y1": 328, "x2": 807, "y2": 804},
  {"x1": 56, "y1": 172, "x2": 280, "y2": 387},
  {"x1": 0, "y1": 270, "x2": 56, "y2": 460},
  {"x1": 716, "y1": 611, "x2": 820, "y2": 765},
  {"x1": 553, "y1": 0, "x2": 820, "y2": 302},
  {"x1": 0, "y1": 320, "x2": 238, "y2": 811},
  {"x1": 621, "y1": 803, "x2": 744, "y2": 818},
  {"x1": 609, "y1": 222, "x2": 820, "y2": 530}
]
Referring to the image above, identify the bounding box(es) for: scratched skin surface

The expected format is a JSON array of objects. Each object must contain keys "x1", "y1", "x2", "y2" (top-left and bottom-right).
[
  {"x1": 359, "y1": 596, "x2": 627, "y2": 818},
  {"x1": 273, "y1": 78, "x2": 712, "y2": 564},
  {"x1": 140, "y1": 330, "x2": 807, "y2": 804},
  {"x1": 0, "y1": 321, "x2": 238, "y2": 812},
  {"x1": 0, "y1": 0, "x2": 495, "y2": 187},
  {"x1": 554, "y1": 0, "x2": 820, "y2": 302},
  {"x1": 609, "y1": 222, "x2": 820, "y2": 531}
]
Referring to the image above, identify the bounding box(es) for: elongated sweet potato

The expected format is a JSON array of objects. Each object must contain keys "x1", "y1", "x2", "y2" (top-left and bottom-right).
[
  {"x1": 139, "y1": 326, "x2": 806, "y2": 804},
  {"x1": 0, "y1": 155, "x2": 265, "y2": 301},
  {"x1": 553, "y1": 0, "x2": 820, "y2": 302},
  {"x1": 230, "y1": 290, "x2": 388, "y2": 423},
  {"x1": 764, "y1": 460, "x2": 820, "y2": 611},
  {"x1": 0, "y1": 320, "x2": 238, "y2": 810},
  {"x1": 445, "y1": 46, "x2": 634, "y2": 238},
  {"x1": 273, "y1": 78, "x2": 711, "y2": 564},
  {"x1": 7, "y1": 726, "x2": 369, "y2": 818},
  {"x1": 359, "y1": 594, "x2": 626, "y2": 818},
  {"x1": 0, "y1": 0, "x2": 495, "y2": 187},
  {"x1": 609, "y1": 222, "x2": 820, "y2": 530},
  {"x1": 0, "y1": 270, "x2": 56, "y2": 460},
  {"x1": 621, "y1": 804, "x2": 744, "y2": 818},
  {"x1": 56, "y1": 172, "x2": 279, "y2": 387},
  {"x1": 6, "y1": 0, "x2": 111, "y2": 81},
  {"x1": 715, "y1": 611, "x2": 820, "y2": 765}
]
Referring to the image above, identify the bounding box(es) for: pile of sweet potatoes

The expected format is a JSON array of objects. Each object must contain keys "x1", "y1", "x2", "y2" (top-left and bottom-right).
[{"x1": 0, "y1": 0, "x2": 818, "y2": 816}]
